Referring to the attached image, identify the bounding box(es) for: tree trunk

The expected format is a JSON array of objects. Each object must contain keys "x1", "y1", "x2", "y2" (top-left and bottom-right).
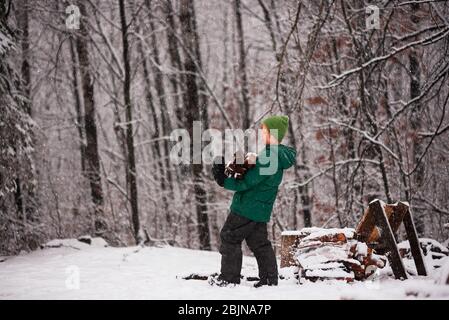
[
  {"x1": 15, "y1": 0, "x2": 38, "y2": 224},
  {"x1": 163, "y1": 0, "x2": 184, "y2": 127},
  {"x1": 19, "y1": 0, "x2": 31, "y2": 117},
  {"x1": 233, "y1": 0, "x2": 251, "y2": 129},
  {"x1": 409, "y1": 4, "x2": 424, "y2": 235},
  {"x1": 69, "y1": 37, "x2": 86, "y2": 174},
  {"x1": 119, "y1": 0, "x2": 141, "y2": 244},
  {"x1": 191, "y1": 3, "x2": 209, "y2": 130},
  {"x1": 179, "y1": 0, "x2": 211, "y2": 250},
  {"x1": 75, "y1": 0, "x2": 105, "y2": 235},
  {"x1": 145, "y1": 0, "x2": 174, "y2": 232},
  {"x1": 135, "y1": 3, "x2": 164, "y2": 239}
]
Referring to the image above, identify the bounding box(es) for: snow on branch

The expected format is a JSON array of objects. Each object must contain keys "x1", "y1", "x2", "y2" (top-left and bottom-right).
[
  {"x1": 376, "y1": 62, "x2": 449, "y2": 139},
  {"x1": 416, "y1": 196, "x2": 449, "y2": 216},
  {"x1": 419, "y1": 123, "x2": 449, "y2": 137},
  {"x1": 398, "y1": 0, "x2": 449, "y2": 7},
  {"x1": 286, "y1": 158, "x2": 380, "y2": 188},
  {"x1": 318, "y1": 27, "x2": 449, "y2": 89},
  {"x1": 329, "y1": 119, "x2": 400, "y2": 161}
]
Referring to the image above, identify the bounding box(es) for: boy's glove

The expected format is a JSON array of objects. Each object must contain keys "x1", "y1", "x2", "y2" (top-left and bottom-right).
[
  {"x1": 224, "y1": 152, "x2": 257, "y2": 180},
  {"x1": 212, "y1": 156, "x2": 226, "y2": 187}
]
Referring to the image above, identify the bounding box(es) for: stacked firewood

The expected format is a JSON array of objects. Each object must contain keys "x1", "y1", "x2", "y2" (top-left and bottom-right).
[{"x1": 280, "y1": 227, "x2": 386, "y2": 282}]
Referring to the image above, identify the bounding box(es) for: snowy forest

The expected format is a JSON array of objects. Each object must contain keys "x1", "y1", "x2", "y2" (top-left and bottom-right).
[{"x1": 1, "y1": 0, "x2": 449, "y2": 257}]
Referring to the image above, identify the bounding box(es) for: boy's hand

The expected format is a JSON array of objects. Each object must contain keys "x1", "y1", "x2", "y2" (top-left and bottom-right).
[
  {"x1": 224, "y1": 152, "x2": 257, "y2": 180},
  {"x1": 225, "y1": 161, "x2": 245, "y2": 179}
]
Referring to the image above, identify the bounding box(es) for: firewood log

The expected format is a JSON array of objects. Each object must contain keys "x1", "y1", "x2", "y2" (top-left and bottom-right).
[{"x1": 280, "y1": 232, "x2": 302, "y2": 268}]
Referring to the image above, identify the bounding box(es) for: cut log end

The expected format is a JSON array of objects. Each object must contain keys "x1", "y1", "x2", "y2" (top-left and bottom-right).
[{"x1": 280, "y1": 234, "x2": 301, "y2": 268}]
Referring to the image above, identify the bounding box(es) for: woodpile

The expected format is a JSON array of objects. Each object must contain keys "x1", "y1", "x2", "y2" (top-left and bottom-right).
[
  {"x1": 280, "y1": 200, "x2": 432, "y2": 282},
  {"x1": 281, "y1": 227, "x2": 386, "y2": 282}
]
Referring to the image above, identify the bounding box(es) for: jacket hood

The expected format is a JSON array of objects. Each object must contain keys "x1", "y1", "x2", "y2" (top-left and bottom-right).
[
  {"x1": 277, "y1": 144, "x2": 297, "y2": 169},
  {"x1": 262, "y1": 144, "x2": 296, "y2": 170}
]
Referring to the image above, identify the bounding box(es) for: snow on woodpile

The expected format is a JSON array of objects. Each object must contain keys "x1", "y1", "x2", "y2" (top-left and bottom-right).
[
  {"x1": 296, "y1": 244, "x2": 358, "y2": 282},
  {"x1": 281, "y1": 230, "x2": 303, "y2": 236},
  {"x1": 300, "y1": 227, "x2": 355, "y2": 242},
  {"x1": 290, "y1": 227, "x2": 386, "y2": 282},
  {"x1": 282, "y1": 227, "x2": 355, "y2": 240}
]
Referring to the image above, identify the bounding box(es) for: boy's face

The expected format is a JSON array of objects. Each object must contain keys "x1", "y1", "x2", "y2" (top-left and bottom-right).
[
  {"x1": 262, "y1": 124, "x2": 270, "y2": 145},
  {"x1": 262, "y1": 124, "x2": 278, "y2": 145}
]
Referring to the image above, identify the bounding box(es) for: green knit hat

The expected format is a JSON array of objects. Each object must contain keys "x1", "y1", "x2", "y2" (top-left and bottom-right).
[{"x1": 262, "y1": 115, "x2": 289, "y2": 142}]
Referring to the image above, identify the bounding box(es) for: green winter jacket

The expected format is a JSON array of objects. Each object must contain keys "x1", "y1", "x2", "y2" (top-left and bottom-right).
[{"x1": 223, "y1": 144, "x2": 297, "y2": 222}]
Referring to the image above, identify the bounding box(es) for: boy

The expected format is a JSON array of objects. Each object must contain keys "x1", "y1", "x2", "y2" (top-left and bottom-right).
[{"x1": 211, "y1": 115, "x2": 297, "y2": 288}]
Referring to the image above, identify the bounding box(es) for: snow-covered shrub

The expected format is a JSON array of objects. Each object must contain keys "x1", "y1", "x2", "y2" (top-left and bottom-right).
[
  {"x1": 396, "y1": 238, "x2": 449, "y2": 277},
  {"x1": 434, "y1": 257, "x2": 449, "y2": 285},
  {"x1": 399, "y1": 238, "x2": 449, "y2": 267},
  {"x1": 41, "y1": 236, "x2": 109, "y2": 250}
]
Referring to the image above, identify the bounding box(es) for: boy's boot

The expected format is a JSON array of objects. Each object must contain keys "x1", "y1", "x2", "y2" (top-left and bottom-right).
[
  {"x1": 208, "y1": 274, "x2": 240, "y2": 287},
  {"x1": 254, "y1": 276, "x2": 278, "y2": 288}
]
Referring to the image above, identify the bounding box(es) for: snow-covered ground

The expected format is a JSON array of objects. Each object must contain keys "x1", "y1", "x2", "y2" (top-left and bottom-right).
[{"x1": 0, "y1": 242, "x2": 449, "y2": 300}]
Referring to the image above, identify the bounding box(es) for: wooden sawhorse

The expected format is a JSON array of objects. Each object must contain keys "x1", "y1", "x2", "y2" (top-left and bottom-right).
[{"x1": 356, "y1": 200, "x2": 427, "y2": 279}]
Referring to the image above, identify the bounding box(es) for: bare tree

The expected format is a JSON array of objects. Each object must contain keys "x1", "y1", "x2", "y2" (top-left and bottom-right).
[
  {"x1": 163, "y1": 0, "x2": 185, "y2": 127},
  {"x1": 179, "y1": 0, "x2": 211, "y2": 250},
  {"x1": 15, "y1": 0, "x2": 37, "y2": 221},
  {"x1": 0, "y1": 0, "x2": 40, "y2": 253},
  {"x1": 75, "y1": 0, "x2": 106, "y2": 235},
  {"x1": 233, "y1": 0, "x2": 251, "y2": 129},
  {"x1": 409, "y1": 3, "x2": 424, "y2": 234},
  {"x1": 118, "y1": 0, "x2": 141, "y2": 243}
]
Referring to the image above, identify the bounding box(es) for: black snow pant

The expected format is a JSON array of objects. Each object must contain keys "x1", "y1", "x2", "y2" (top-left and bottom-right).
[{"x1": 219, "y1": 212, "x2": 278, "y2": 284}]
